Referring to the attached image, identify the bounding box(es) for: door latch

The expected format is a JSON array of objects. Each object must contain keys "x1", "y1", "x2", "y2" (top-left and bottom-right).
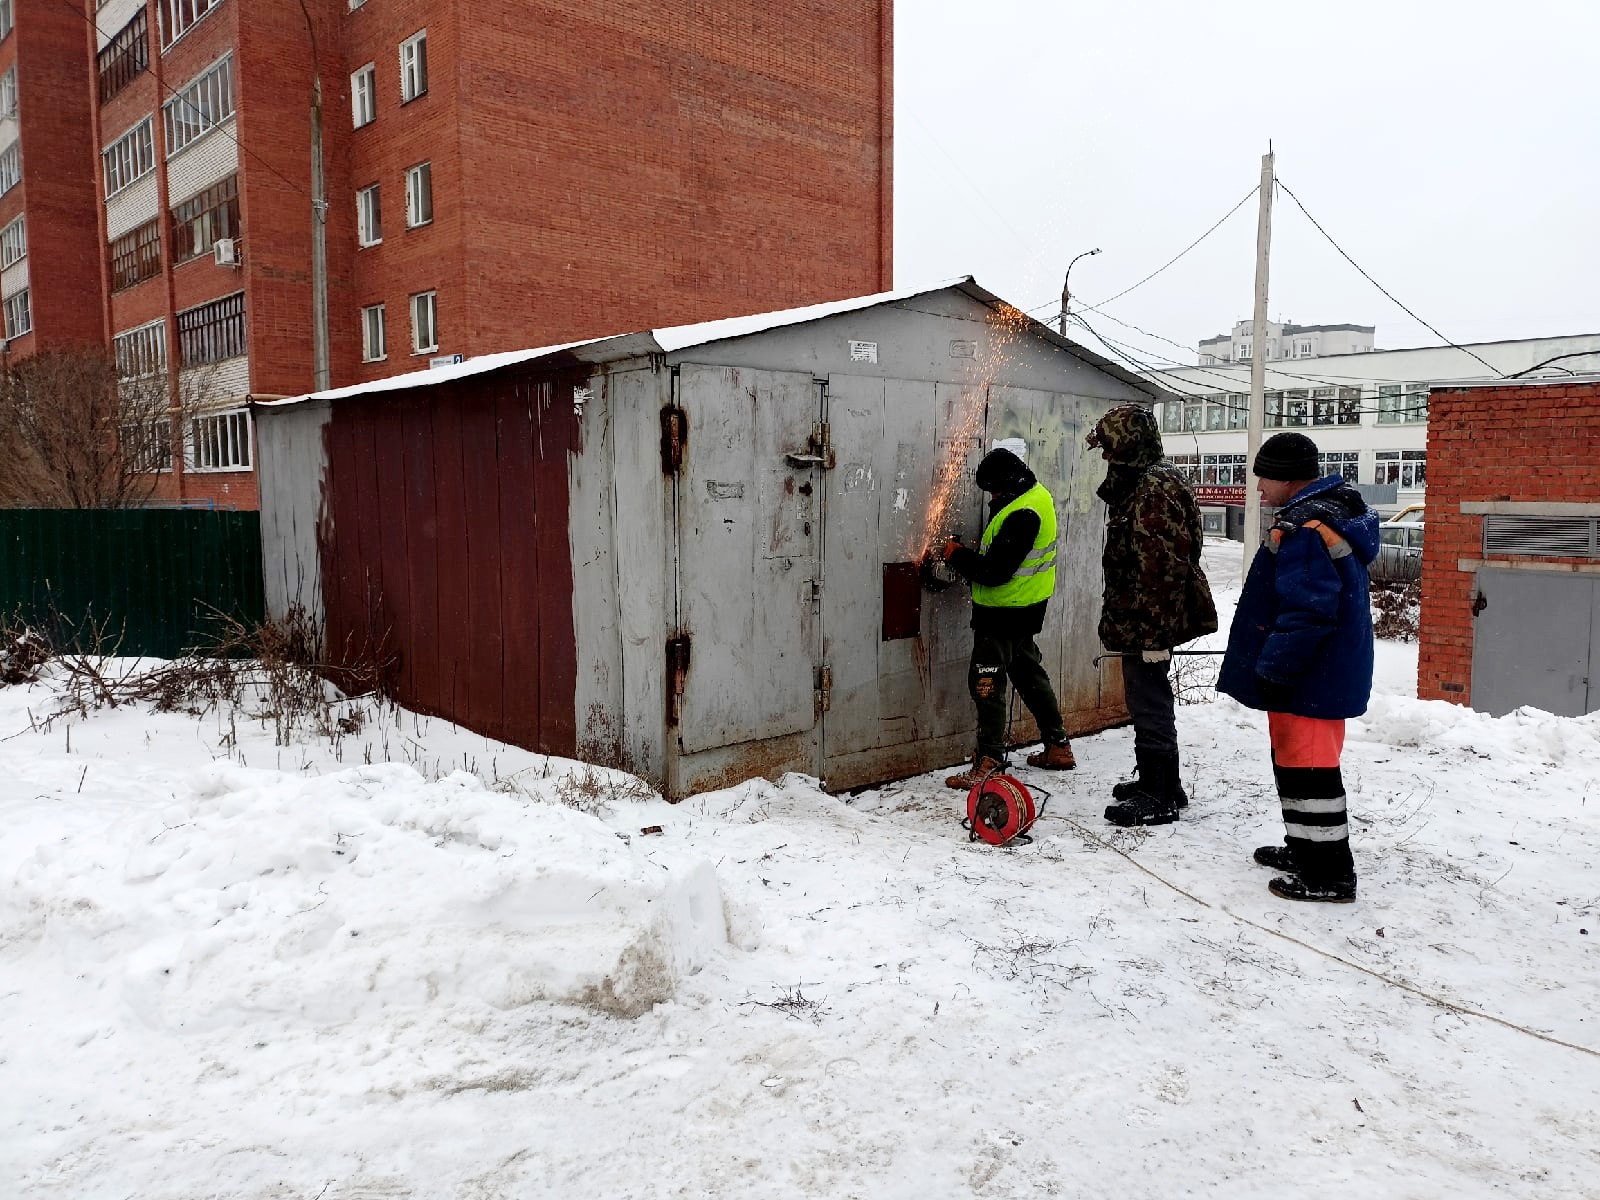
[{"x1": 785, "y1": 421, "x2": 835, "y2": 469}]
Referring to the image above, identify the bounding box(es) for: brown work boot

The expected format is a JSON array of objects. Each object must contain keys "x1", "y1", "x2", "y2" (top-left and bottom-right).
[
  {"x1": 1026, "y1": 741, "x2": 1076, "y2": 771},
  {"x1": 945, "y1": 755, "x2": 1003, "y2": 790}
]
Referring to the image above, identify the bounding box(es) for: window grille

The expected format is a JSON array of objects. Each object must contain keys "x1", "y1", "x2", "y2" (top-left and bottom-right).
[
  {"x1": 102, "y1": 118, "x2": 153, "y2": 195},
  {"x1": 114, "y1": 321, "x2": 168, "y2": 378},
  {"x1": 176, "y1": 292, "x2": 246, "y2": 366},
  {"x1": 97, "y1": 11, "x2": 149, "y2": 104},
  {"x1": 1482, "y1": 516, "x2": 1599, "y2": 560},
  {"x1": 187, "y1": 409, "x2": 251, "y2": 472}
]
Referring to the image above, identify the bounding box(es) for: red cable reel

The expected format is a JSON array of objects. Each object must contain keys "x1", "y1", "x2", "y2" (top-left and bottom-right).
[{"x1": 963, "y1": 772, "x2": 1038, "y2": 846}]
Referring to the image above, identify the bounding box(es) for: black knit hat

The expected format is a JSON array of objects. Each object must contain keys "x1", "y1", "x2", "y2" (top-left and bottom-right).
[
  {"x1": 1253, "y1": 432, "x2": 1320, "y2": 482},
  {"x1": 974, "y1": 447, "x2": 1034, "y2": 494}
]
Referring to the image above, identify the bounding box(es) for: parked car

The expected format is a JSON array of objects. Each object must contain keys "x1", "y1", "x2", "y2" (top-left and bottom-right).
[
  {"x1": 1386, "y1": 503, "x2": 1425, "y2": 524},
  {"x1": 1371, "y1": 520, "x2": 1424, "y2": 583}
]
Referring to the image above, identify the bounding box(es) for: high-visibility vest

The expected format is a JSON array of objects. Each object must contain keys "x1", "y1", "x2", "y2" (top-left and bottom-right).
[{"x1": 972, "y1": 483, "x2": 1058, "y2": 608}]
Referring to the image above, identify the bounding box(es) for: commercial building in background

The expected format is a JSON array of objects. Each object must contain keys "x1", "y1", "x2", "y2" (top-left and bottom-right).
[
  {"x1": 30, "y1": 0, "x2": 895, "y2": 509},
  {"x1": 1154, "y1": 332, "x2": 1600, "y2": 521},
  {"x1": 1197, "y1": 319, "x2": 1375, "y2": 366}
]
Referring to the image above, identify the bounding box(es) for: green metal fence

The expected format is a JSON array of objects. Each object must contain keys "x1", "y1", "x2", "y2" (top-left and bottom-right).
[{"x1": 0, "y1": 509, "x2": 265, "y2": 658}]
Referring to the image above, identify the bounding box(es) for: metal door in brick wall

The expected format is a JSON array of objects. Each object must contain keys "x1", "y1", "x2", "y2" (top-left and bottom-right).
[
  {"x1": 1470, "y1": 568, "x2": 1600, "y2": 717},
  {"x1": 674, "y1": 364, "x2": 823, "y2": 756}
]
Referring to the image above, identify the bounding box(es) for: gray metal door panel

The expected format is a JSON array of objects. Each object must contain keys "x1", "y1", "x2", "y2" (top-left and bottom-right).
[
  {"x1": 1471, "y1": 568, "x2": 1596, "y2": 717},
  {"x1": 677, "y1": 364, "x2": 821, "y2": 753},
  {"x1": 925, "y1": 382, "x2": 990, "y2": 739}
]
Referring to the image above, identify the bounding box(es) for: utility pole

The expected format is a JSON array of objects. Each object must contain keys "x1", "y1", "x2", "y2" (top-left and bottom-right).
[
  {"x1": 299, "y1": 1, "x2": 331, "y2": 393},
  {"x1": 1243, "y1": 148, "x2": 1275, "y2": 568}
]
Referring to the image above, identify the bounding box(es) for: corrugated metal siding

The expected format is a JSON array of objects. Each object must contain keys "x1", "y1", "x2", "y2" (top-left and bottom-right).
[
  {"x1": 0, "y1": 509, "x2": 264, "y2": 658},
  {"x1": 96, "y1": 0, "x2": 145, "y2": 49},
  {"x1": 318, "y1": 374, "x2": 579, "y2": 755},
  {"x1": 167, "y1": 119, "x2": 239, "y2": 201},
  {"x1": 106, "y1": 173, "x2": 159, "y2": 240},
  {"x1": 183, "y1": 358, "x2": 250, "y2": 404}
]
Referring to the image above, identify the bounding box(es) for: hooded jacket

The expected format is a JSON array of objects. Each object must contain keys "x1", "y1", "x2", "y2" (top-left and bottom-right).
[
  {"x1": 1216, "y1": 476, "x2": 1380, "y2": 718},
  {"x1": 1093, "y1": 405, "x2": 1217, "y2": 652}
]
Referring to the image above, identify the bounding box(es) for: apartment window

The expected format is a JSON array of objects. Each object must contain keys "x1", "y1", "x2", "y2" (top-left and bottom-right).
[
  {"x1": 122, "y1": 416, "x2": 174, "y2": 473},
  {"x1": 0, "y1": 0, "x2": 11, "y2": 41},
  {"x1": 1237, "y1": 342, "x2": 1252, "y2": 361},
  {"x1": 399, "y1": 31, "x2": 428, "y2": 102},
  {"x1": 405, "y1": 161, "x2": 432, "y2": 227},
  {"x1": 1320, "y1": 451, "x2": 1360, "y2": 484},
  {"x1": 3, "y1": 288, "x2": 30, "y2": 338},
  {"x1": 164, "y1": 56, "x2": 234, "y2": 157},
  {"x1": 357, "y1": 184, "x2": 382, "y2": 246},
  {"x1": 102, "y1": 118, "x2": 154, "y2": 196},
  {"x1": 410, "y1": 290, "x2": 437, "y2": 353},
  {"x1": 176, "y1": 291, "x2": 246, "y2": 366},
  {"x1": 171, "y1": 174, "x2": 239, "y2": 261},
  {"x1": 351, "y1": 64, "x2": 376, "y2": 128},
  {"x1": 114, "y1": 320, "x2": 168, "y2": 378},
  {"x1": 188, "y1": 409, "x2": 251, "y2": 471},
  {"x1": 158, "y1": 0, "x2": 222, "y2": 50},
  {"x1": 361, "y1": 303, "x2": 386, "y2": 361},
  {"x1": 1263, "y1": 390, "x2": 1284, "y2": 429},
  {"x1": 0, "y1": 141, "x2": 19, "y2": 196},
  {"x1": 1375, "y1": 450, "x2": 1426, "y2": 490},
  {"x1": 97, "y1": 11, "x2": 149, "y2": 104},
  {"x1": 110, "y1": 219, "x2": 162, "y2": 291},
  {"x1": 0, "y1": 214, "x2": 22, "y2": 267},
  {"x1": 0, "y1": 66, "x2": 15, "y2": 119},
  {"x1": 1297, "y1": 340, "x2": 1313, "y2": 357}
]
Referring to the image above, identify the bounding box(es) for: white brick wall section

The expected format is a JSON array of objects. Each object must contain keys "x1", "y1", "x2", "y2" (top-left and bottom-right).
[
  {"x1": 167, "y1": 118, "x2": 239, "y2": 201},
  {"x1": 183, "y1": 357, "x2": 251, "y2": 407},
  {"x1": 0, "y1": 116, "x2": 15, "y2": 149},
  {"x1": 96, "y1": 0, "x2": 147, "y2": 50},
  {"x1": 106, "y1": 173, "x2": 159, "y2": 240},
  {"x1": 0, "y1": 258, "x2": 27, "y2": 299}
]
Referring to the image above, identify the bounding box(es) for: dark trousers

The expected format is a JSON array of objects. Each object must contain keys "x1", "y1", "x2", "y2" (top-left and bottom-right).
[
  {"x1": 1121, "y1": 654, "x2": 1178, "y2": 757},
  {"x1": 969, "y1": 632, "x2": 1068, "y2": 761}
]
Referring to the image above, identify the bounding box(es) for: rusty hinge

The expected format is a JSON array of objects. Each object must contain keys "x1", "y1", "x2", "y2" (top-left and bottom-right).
[
  {"x1": 784, "y1": 421, "x2": 835, "y2": 470},
  {"x1": 815, "y1": 663, "x2": 833, "y2": 714},
  {"x1": 660, "y1": 404, "x2": 687, "y2": 475},
  {"x1": 666, "y1": 634, "x2": 691, "y2": 724}
]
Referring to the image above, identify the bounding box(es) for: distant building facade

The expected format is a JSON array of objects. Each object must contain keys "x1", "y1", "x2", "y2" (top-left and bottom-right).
[
  {"x1": 1198, "y1": 320, "x2": 1375, "y2": 366},
  {"x1": 10, "y1": 0, "x2": 896, "y2": 509},
  {"x1": 1156, "y1": 333, "x2": 1600, "y2": 515}
]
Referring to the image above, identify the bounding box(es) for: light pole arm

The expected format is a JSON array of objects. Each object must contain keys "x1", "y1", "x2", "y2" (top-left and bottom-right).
[{"x1": 1060, "y1": 247, "x2": 1101, "y2": 335}]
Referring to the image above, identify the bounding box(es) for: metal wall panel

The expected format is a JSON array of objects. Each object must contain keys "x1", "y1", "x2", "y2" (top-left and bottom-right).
[
  {"x1": 95, "y1": 0, "x2": 145, "y2": 49},
  {"x1": 255, "y1": 398, "x2": 328, "y2": 628},
  {"x1": 1470, "y1": 568, "x2": 1597, "y2": 717},
  {"x1": 106, "y1": 173, "x2": 159, "y2": 240},
  {"x1": 675, "y1": 363, "x2": 821, "y2": 756},
  {"x1": 0, "y1": 509, "x2": 264, "y2": 658},
  {"x1": 1, "y1": 258, "x2": 27, "y2": 298},
  {"x1": 167, "y1": 119, "x2": 239, "y2": 203}
]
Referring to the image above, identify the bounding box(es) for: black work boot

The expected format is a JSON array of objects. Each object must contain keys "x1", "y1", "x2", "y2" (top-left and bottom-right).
[
  {"x1": 1253, "y1": 844, "x2": 1297, "y2": 871},
  {"x1": 1112, "y1": 747, "x2": 1188, "y2": 807},
  {"x1": 1104, "y1": 751, "x2": 1182, "y2": 827},
  {"x1": 1268, "y1": 874, "x2": 1357, "y2": 904}
]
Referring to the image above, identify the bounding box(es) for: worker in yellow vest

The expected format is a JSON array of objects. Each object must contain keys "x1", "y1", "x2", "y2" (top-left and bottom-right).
[{"x1": 941, "y1": 446, "x2": 1076, "y2": 789}]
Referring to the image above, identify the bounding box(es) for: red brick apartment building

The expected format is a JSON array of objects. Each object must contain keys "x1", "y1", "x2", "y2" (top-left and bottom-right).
[
  {"x1": 1418, "y1": 377, "x2": 1600, "y2": 718},
  {"x1": 9, "y1": 0, "x2": 893, "y2": 509}
]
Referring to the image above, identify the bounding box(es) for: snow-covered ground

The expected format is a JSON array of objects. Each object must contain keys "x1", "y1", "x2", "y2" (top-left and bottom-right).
[{"x1": 3, "y1": 542, "x2": 1598, "y2": 1198}]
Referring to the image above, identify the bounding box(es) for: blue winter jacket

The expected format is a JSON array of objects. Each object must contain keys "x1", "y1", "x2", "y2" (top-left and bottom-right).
[{"x1": 1216, "y1": 476, "x2": 1380, "y2": 719}]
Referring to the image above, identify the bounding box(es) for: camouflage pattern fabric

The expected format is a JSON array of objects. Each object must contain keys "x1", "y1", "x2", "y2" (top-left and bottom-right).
[{"x1": 1092, "y1": 404, "x2": 1218, "y2": 652}]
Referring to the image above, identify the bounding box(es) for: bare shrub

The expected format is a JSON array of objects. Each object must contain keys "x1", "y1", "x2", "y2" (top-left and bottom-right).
[
  {"x1": 1372, "y1": 581, "x2": 1421, "y2": 642},
  {"x1": 1, "y1": 617, "x2": 50, "y2": 685},
  {"x1": 554, "y1": 763, "x2": 657, "y2": 814},
  {"x1": 1171, "y1": 653, "x2": 1221, "y2": 705}
]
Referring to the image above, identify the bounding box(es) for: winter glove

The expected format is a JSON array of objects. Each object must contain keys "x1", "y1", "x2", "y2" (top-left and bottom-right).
[
  {"x1": 1256, "y1": 675, "x2": 1296, "y2": 712},
  {"x1": 942, "y1": 538, "x2": 963, "y2": 562},
  {"x1": 1141, "y1": 649, "x2": 1172, "y2": 663}
]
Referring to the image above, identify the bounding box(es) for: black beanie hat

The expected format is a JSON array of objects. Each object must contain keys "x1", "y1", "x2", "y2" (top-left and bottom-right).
[
  {"x1": 1253, "y1": 432, "x2": 1321, "y2": 482},
  {"x1": 974, "y1": 447, "x2": 1033, "y2": 494}
]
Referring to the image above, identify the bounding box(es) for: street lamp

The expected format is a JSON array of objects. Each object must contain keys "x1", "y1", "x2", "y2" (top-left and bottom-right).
[{"x1": 1060, "y1": 247, "x2": 1102, "y2": 335}]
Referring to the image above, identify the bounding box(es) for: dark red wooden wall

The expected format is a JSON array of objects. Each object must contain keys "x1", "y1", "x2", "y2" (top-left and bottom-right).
[{"x1": 319, "y1": 373, "x2": 579, "y2": 756}]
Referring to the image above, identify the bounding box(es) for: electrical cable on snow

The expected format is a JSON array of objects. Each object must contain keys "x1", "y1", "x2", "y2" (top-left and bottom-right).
[{"x1": 1038, "y1": 810, "x2": 1600, "y2": 1061}]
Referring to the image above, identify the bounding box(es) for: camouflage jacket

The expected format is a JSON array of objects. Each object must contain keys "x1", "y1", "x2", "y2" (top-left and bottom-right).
[{"x1": 1092, "y1": 405, "x2": 1218, "y2": 652}]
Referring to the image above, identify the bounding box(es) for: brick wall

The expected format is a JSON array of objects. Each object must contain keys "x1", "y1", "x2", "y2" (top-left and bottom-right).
[{"x1": 1417, "y1": 380, "x2": 1600, "y2": 706}]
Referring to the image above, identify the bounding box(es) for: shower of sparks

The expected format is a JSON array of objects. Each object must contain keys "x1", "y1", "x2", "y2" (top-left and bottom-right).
[{"x1": 912, "y1": 303, "x2": 1033, "y2": 562}]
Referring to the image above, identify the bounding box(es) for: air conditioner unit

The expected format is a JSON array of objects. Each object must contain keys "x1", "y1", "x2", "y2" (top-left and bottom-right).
[{"x1": 213, "y1": 239, "x2": 238, "y2": 267}]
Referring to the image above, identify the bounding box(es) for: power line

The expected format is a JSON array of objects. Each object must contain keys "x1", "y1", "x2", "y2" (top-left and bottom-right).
[{"x1": 1276, "y1": 178, "x2": 1503, "y2": 379}]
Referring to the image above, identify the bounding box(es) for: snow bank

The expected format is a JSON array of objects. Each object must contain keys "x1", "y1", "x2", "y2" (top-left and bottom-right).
[{"x1": 5, "y1": 760, "x2": 725, "y2": 1025}]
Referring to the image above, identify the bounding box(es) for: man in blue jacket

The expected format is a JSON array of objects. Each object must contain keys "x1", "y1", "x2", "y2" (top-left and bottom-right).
[{"x1": 1217, "y1": 432, "x2": 1379, "y2": 903}]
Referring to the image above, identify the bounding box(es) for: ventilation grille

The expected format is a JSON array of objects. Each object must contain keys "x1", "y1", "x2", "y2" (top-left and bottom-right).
[{"x1": 1482, "y1": 515, "x2": 1599, "y2": 559}]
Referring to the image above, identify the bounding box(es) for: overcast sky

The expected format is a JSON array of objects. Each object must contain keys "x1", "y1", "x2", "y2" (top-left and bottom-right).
[{"x1": 894, "y1": 0, "x2": 1600, "y2": 367}]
